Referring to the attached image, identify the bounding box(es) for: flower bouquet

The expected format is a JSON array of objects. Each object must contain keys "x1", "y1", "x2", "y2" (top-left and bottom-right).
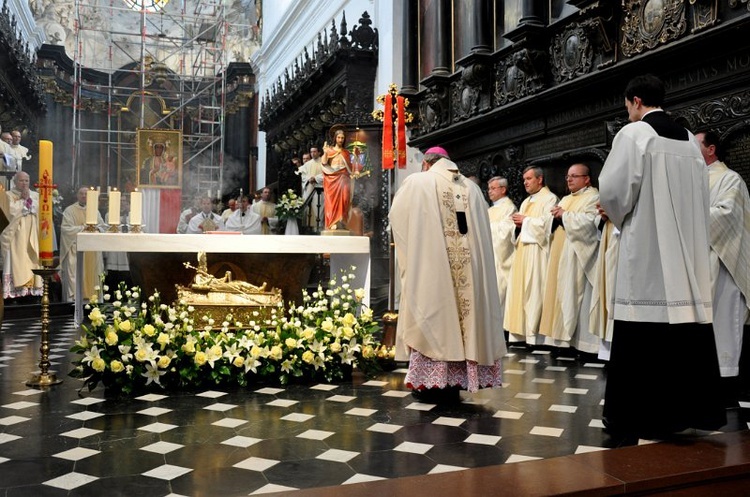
[
  {"x1": 70, "y1": 269, "x2": 383, "y2": 395},
  {"x1": 275, "y1": 189, "x2": 305, "y2": 220}
]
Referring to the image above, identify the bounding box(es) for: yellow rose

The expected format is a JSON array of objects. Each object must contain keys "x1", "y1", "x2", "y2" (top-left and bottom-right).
[
  {"x1": 270, "y1": 345, "x2": 283, "y2": 360},
  {"x1": 194, "y1": 351, "x2": 208, "y2": 366},
  {"x1": 329, "y1": 341, "x2": 342, "y2": 353},
  {"x1": 105, "y1": 331, "x2": 118, "y2": 346},
  {"x1": 360, "y1": 307, "x2": 373, "y2": 323},
  {"x1": 134, "y1": 348, "x2": 148, "y2": 362},
  {"x1": 110, "y1": 360, "x2": 124, "y2": 373},
  {"x1": 320, "y1": 320, "x2": 334, "y2": 332},
  {"x1": 157, "y1": 355, "x2": 171, "y2": 368},
  {"x1": 285, "y1": 338, "x2": 297, "y2": 348},
  {"x1": 92, "y1": 357, "x2": 106, "y2": 372},
  {"x1": 342, "y1": 326, "x2": 355, "y2": 339},
  {"x1": 354, "y1": 288, "x2": 366, "y2": 301},
  {"x1": 303, "y1": 327, "x2": 316, "y2": 339},
  {"x1": 142, "y1": 324, "x2": 156, "y2": 336},
  {"x1": 157, "y1": 333, "x2": 170, "y2": 348},
  {"x1": 362, "y1": 345, "x2": 375, "y2": 358},
  {"x1": 250, "y1": 345, "x2": 263, "y2": 359},
  {"x1": 88, "y1": 308, "x2": 104, "y2": 326},
  {"x1": 119, "y1": 320, "x2": 132, "y2": 332},
  {"x1": 182, "y1": 342, "x2": 196, "y2": 355},
  {"x1": 341, "y1": 313, "x2": 357, "y2": 327},
  {"x1": 301, "y1": 350, "x2": 314, "y2": 364},
  {"x1": 233, "y1": 356, "x2": 245, "y2": 368}
]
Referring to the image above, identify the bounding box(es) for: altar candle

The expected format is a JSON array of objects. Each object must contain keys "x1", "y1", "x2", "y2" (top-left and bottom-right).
[
  {"x1": 38, "y1": 140, "x2": 54, "y2": 266},
  {"x1": 108, "y1": 188, "x2": 121, "y2": 225},
  {"x1": 130, "y1": 189, "x2": 142, "y2": 225},
  {"x1": 85, "y1": 188, "x2": 98, "y2": 224}
]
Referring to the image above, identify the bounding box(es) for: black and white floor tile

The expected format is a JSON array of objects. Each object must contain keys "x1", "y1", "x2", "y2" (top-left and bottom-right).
[{"x1": 1, "y1": 317, "x2": 748, "y2": 496}]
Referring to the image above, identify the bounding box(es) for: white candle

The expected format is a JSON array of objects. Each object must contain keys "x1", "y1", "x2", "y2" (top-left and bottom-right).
[
  {"x1": 85, "y1": 188, "x2": 98, "y2": 225},
  {"x1": 108, "y1": 189, "x2": 121, "y2": 224},
  {"x1": 130, "y1": 189, "x2": 142, "y2": 225}
]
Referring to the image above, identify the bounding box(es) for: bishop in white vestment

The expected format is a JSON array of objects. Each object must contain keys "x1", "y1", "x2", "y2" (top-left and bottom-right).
[{"x1": 390, "y1": 157, "x2": 506, "y2": 397}]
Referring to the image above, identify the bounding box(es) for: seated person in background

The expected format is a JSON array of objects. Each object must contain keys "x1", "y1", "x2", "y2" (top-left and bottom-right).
[
  {"x1": 225, "y1": 195, "x2": 262, "y2": 234},
  {"x1": 187, "y1": 196, "x2": 225, "y2": 233},
  {"x1": 177, "y1": 196, "x2": 201, "y2": 234}
]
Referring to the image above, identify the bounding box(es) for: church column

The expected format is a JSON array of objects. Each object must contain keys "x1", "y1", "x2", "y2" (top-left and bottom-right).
[
  {"x1": 401, "y1": 0, "x2": 419, "y2": 94},
  {"x1": 456, "y1": 0, "x2": 493, "y2": 56},
  {"x1": 519, "y1": 0, "x2": 546, "y2": 27},
  {"x1": 431, "y1": 0, "x2": 452, "y2": 76}
]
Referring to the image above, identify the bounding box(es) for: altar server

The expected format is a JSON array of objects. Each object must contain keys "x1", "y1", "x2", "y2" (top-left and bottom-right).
[
  {"x1": 599, "y1": 74, "x2": 725, "y2": 439},
  {"x1": 225, "y1": 195, "x2": 262, "y2": 234}
]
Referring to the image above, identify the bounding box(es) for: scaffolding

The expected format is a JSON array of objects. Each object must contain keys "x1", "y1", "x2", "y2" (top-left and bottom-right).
[{"x1": 71, "y1": 0, "x2": 234, "y2": 196}]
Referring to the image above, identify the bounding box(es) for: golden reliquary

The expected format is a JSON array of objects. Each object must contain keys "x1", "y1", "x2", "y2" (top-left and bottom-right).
[{"x1": 176, "y1": 252, "x2": 284, "y2": 325}]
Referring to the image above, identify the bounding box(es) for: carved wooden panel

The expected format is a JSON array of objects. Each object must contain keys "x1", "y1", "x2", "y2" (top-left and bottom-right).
[
  {"x1": 620, "y1": 0, "x2": 687, "y2": 58},
  {"x1": 551, "y1": 22, "x2": 594, "y2": 82}
]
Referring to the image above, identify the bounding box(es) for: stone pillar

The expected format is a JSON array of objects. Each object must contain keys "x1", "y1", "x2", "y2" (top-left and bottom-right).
[
  {"x1": 431, "y1": 0, "x2": 452, "y2": 76},
  {"x1": 519, "y1": 0, "x2": 545, "y2": 27},
  {"x1": 401, "y1": 0, "x2": 419, "y2": 94},
  {"x1": 456, "y1": 0, "x2": 493, "y2": 55}
]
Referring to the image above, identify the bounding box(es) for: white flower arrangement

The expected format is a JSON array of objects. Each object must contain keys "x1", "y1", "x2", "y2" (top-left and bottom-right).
[
  {"x1": 70, "y1": 269, "x2": 389, "y2": 394},
  {"x1": 275, "y1": 189, "x2": 305, "y2": 220}
]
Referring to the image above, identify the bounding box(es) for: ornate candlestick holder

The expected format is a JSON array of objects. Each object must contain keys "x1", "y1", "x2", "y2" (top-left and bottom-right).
[
  {"x1": 107, "y1": 223, "x2": 121, "y2": 233},
  {"x1": 83, "y1": 223, "x2": 98, "y2": 232},
  {"x1": 27, "y1": 267, "x2": 63, "y2": 387},
  {"x1": 129, "y1": 224, "x2": 143, "y2": 233}
]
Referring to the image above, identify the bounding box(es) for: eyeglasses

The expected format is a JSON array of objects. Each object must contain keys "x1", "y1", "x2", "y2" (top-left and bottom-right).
[{"x1": 565, "y1": 174, "x2": 589, "y2": 179}]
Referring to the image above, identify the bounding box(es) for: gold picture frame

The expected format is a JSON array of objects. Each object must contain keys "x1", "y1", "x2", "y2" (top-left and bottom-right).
[{"x1": 136, "y1": 128, "x2": 182, "y2": 189}]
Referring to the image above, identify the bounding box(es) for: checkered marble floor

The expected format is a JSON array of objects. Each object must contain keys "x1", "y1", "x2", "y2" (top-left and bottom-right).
[{"x1": 1, "y1": 317, "x2": 748, "y2": 496}]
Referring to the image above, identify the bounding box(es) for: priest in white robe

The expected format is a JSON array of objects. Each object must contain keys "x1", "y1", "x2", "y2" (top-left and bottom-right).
[
  {"x1": 599, "y1": 74, "x2": 724, "y2": 439},
  {"x1": 60, "y1": 187, "x2": 104, "y2": 301},
  {"x1": 589, "y1": 213, "x2": 619, "y2": 361},
  {"x1": 390, "y1": 155, "x2": 506, "y2": 401},
  {"x1": 252, "y1": 187, "x2": 278, "y2": 234},
  {"x1": 298, "y1": 147, "x2": 324, "y2": 228},
  {"x1": 187, "y1": 196, "x2": 225, "y2": 233},
  {"x1": 503, "y1": 166, "x2": 559, "y2": 345},
  {"x1": 225, "y1": 195, "x2": 262, "y2": 234},
  {"x1": 487, "y1": 176, "x2": 517, "y2": 317},
  {"x1": 0, "y1": 172, "x2": 42, "y2": 298},
  {"x1": 538, "y1": 164, "x2": 600, "y2": 354},
  {"x1": 696, "y1": 130, "x2": 750, "y2": 387}
]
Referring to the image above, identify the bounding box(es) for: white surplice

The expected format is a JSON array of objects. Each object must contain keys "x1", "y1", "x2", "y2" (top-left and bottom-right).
[
  {"x1": 225, "y1": 208, "x2": 262, "y2": 234},
  {"x1": 488, "y1": 196, "x2": 517, "y2": 313}
]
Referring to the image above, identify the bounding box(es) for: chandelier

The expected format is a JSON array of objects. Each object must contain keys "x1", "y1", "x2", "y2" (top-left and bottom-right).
[{"x1": 123, "y1": 0, "x2": 170, "y2": 13}]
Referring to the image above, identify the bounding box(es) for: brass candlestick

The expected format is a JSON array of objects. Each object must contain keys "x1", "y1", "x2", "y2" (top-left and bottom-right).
[
  {"x1": 129, "y1": 224, "x2": 143, "y2": 233},
  {"x1": 107, "y1": 223, "x2": 121, "y2": 233},
  {"x1": 27, "y1": 267, "x2": 63, "y2": 387},
  {"x1": 83, "y1": 223, "x2": 98, "y2": 232}
]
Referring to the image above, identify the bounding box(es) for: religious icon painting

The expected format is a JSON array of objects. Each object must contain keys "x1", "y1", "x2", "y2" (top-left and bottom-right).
[{"x1": 136, "y1": 128, "x2": 183, "y2": 189}]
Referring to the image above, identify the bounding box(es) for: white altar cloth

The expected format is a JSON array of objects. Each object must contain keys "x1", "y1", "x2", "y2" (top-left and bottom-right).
[{"x1": 75, "y1": 233, "x2": 371, "y2": 324}]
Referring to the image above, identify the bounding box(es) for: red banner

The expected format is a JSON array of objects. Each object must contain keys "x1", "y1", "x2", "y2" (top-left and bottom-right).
[
  {"x1": 396, "y1": 96, "x2": 407, "y2": 168},
  {"x1": 382, "y1": 93, "x2": 394, "y2": 169}
]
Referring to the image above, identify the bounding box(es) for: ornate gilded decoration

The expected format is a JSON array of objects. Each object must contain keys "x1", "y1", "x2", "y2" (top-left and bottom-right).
[
  {"x1": 451, "y1": 63, "x2": 488, "y2": 123},
  {"x1": 620, "y1": 0, "x2": 687, "y2": 58},
  {"x1": 728, "y1": 0, "x2": 750, "y2": 11},
  {"x1": 689, "y1": 0, "x2": 718, "y2": 33},
  {"x1": 551, "y1": 23, "x2": 594, "y2": 82},
  {"x1": 494, "y1": 49, "x2": 547, "y2": 106},
  {"x1": 176, "y1": 252, "x2": 284, "y2": 325}
]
